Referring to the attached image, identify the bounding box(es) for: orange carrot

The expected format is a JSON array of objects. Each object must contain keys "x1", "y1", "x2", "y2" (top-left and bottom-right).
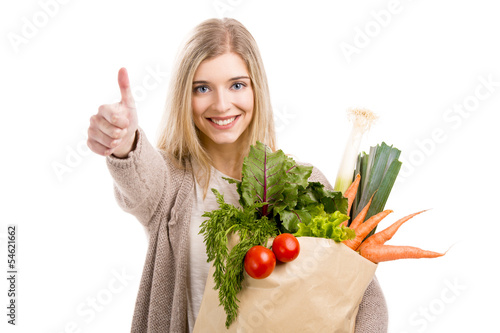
[
  {"x1": 347, "y1": 193, "x2": 375, "y2": 230},
  {"x1": 358, "y1": 209, "x2": 428, "y2": 252},
  {"x1": 340, "y1": 174, "x2": 361, "y2": 228},
  {"x1": 342, "y1": 209, "x2": 393, "y2": 251},
  {"x1": 344, "y1": 173, "x2": 361, "y2": 214},
  {"x1": 359, "y1": 244, "x2": 445, "y2": 263}
]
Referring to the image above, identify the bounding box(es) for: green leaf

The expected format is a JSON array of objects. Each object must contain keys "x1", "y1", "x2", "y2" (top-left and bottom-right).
[
  {"x1": 353, "y1": 151, "x2": 368, "y2": 218},
  {"x1": 199, "y1": 188, "x2": 279, "y2": 328},
  {"x1": 301, "y1": 182, "x2": 348, "y2": 215},
  {"x1": 222, "y1": 176, "x2": 240, "y2": 185},
  {"x1": 271, "y1": 161, "x2": 313, "y2": 217},
  {"x1": 359, "y1": 143, "x2": 392, "y2": 207},
  {"x1": 284, "y1": 163, "x2": 312, "y2": 188},
  {"x1": 352, "y1": 142, "x2": 402, "y2": 234},
  {"x1": 365, "y1": 159, "x2": 401, "y2": 237},
  {"x1": 294, "y1": 205, "x2": 354, "y2": 242},
  {"x1": 238, "y1": 141, "x2": 318, "y2": 223},
  {"x1": 239, "y1": 142, "x2": 288, "y2": 216},
  {"x1": 279, "y1": 208, "x2": 311, "y2": 233}
]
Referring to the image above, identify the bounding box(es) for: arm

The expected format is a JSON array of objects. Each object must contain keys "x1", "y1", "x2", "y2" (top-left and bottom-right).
[
  {"x1": 88, "y1": 68, "x2": 170, "y2": 228},
  {"x1": 355, "y1": 276, "x2": 388, "y2": 333},
  {"x1": 105, "y1": 127, "x2": 168, "y2": 228},
  {"x1": 307, "y1": 163, "x2": 389, "y2": 332}
]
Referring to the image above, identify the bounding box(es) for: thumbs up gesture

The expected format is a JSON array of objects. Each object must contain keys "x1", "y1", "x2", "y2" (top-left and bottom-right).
[{"x1": 88, "y1": 68, "x2": 139, "y2": 158}]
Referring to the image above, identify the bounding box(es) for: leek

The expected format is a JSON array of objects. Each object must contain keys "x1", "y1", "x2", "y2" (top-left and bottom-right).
[
  {"x1": 334, "y1": 108, "x2": 378, "y2": 194},
  {"x1": 351, "y1": 142, "x2": 402, "y2": 236}
]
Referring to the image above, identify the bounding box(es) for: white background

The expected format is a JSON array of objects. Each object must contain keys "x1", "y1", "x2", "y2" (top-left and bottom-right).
[{"x1": 1, "y1": 0, "x2": 499, "y2": 332}]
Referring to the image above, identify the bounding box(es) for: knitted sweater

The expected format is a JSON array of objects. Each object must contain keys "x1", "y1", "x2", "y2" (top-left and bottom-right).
[{"x1": 105, "y1": 127, "x2": 389, "y2": 333}]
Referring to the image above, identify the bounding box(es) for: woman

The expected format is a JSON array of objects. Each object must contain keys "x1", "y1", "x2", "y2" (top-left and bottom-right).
[{"x1": 87, "y1": 18, "x2": 388, "y2": 332}]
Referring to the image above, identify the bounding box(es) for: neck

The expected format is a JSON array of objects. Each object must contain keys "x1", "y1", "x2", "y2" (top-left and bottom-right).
[
  {"x1": 211, "y1": 151, "x2": 244, "y2": 180},
  {"x1": 201, "y1": 135, "x2": 249, "y2": 180}
]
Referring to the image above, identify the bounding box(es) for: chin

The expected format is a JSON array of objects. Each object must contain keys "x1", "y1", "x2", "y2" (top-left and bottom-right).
[
  {"x1": 207, "y1": 132, "x2": 245, "y2": 146},
  {"x1": 210, "y1": 137, "x2": 239, "y2": 145}
]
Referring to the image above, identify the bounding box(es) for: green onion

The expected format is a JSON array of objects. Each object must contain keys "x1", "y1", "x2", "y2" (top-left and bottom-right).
[{"x1": 334, "y1": 108, "x2": 378, "y2": 194}]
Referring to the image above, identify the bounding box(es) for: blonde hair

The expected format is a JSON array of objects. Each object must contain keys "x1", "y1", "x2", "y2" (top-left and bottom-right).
[{"x1": 156, "y1": 18, "x2": 276, "y2": 198}]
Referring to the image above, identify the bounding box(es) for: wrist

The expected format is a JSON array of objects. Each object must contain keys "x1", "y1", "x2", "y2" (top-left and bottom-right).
[{"x1": 112, "y1": 129, "x2": 138, "y2": 159}]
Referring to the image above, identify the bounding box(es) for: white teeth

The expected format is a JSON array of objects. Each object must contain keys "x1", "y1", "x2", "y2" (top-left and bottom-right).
[{"x1": 211, "y1": 116, "x2": 236, "y2": 126}]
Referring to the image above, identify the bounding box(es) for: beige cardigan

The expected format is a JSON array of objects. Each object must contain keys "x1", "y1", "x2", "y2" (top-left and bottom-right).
[{"x1": 106, "y1": 127, "x2": 389, "y2": 332}]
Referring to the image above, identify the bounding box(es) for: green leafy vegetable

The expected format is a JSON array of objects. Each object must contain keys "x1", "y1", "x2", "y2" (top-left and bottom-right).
[
  {"x1": 277, "y1": 181, "x2": 348, "y2": 233},
  {"x1": 223, "y1": 142, "x2": 346, "y2": 233},
  {"x1": 239, "y1": 141, "x2": 311, "y2": 216},
  {"x1": 200, "y1": 141, "x2": 348, "y2": 327},
  {"x1": 200, "y1": 189, "x2": 278, "y2": 328},
  {"x1": 294, "y1": 205, "x2": 355, "y2": 242}
]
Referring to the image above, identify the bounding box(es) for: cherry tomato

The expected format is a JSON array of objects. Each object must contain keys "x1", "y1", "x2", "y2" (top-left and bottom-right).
[
  {"x1": 272, "y1": 233, "x2": 300, "y2": 262},
  {"x1": 244, "y1": 245, "x2": 276, "y2": 279}
]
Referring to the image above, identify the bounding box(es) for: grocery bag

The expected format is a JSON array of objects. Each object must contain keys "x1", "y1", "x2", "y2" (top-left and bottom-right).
[{"x1": 193, "y1": 236, "x2": 377, "y2": 333}]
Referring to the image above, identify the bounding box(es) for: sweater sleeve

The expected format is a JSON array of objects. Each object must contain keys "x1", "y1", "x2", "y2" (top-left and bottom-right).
[
  {"x1": 105, "y1": 126, "x2": 168, "y2": 228},
  {"x1": 307, "y1": 163, "x2": 389, "y2": 332},
  {"x1": 354, "y1": 276, "x2": 388, "y2": 333}
]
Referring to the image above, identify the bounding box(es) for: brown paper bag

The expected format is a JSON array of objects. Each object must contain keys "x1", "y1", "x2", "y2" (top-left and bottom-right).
[{"x1": 193, "y1": 236, "x2": 377, "y2": 333}]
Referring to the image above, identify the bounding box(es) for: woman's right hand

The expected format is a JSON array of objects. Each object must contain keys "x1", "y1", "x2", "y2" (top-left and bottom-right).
[{"x1": 87, "y1": 67, "x2": 138, "y2": 158}]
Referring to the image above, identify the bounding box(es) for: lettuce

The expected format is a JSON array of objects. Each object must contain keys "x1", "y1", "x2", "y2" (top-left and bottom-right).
[{"x1": 294, "y1": 205, "x2": 355, "y2": 242}]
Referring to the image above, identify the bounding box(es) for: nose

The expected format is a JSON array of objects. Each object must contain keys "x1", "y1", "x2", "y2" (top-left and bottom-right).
[{"x1": 213, "y1": 88, "x2": 231, "y2": 113}]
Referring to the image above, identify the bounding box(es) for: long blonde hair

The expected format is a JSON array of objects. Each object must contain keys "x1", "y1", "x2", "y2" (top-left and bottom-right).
[{"x1": 156, "y1": 18, "x2": 276, "y2": 198}]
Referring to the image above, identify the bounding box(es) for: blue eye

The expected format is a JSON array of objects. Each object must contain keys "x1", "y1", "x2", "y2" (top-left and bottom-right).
[
  {"x1": 232, "y1": 82, "x2": 245, "y2": 90},
  {"x1": 195, "y1": 85, "x2": 209, "y2": 93}
]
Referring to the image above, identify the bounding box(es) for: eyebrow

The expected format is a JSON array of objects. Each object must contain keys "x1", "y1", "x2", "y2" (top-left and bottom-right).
[{"x1": 192, "y1": 76, "x2": 250, "y2": 85}]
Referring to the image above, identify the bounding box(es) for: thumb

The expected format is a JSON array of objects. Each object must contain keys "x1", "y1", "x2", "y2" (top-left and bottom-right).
[{"x1": 118, "y1": 67, "x2": 136, "y2": 108}]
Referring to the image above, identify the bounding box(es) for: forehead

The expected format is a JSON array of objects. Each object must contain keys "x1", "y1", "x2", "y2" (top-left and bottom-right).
[{"x1": 194, "y1": 52, "x2": 249, "y2": 80}]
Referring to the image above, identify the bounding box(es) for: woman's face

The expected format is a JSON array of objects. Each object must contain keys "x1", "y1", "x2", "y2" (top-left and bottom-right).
[{"x1": 191, "y1": 52, "x2": 254, "y2": 149}]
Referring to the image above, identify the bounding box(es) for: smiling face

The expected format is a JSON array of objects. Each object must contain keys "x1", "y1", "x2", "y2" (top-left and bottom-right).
[{"x1": 191, "y1": 52, "x2": 254, "y2": 151}]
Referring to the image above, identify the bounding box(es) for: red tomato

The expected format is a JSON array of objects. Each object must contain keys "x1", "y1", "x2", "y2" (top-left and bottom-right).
[
  {"x1": 272, "y1": 233, "x2": 300, "y2": 262},
  {"x1": 244, "y1": 245, "x2": 276, "y2": 279}
]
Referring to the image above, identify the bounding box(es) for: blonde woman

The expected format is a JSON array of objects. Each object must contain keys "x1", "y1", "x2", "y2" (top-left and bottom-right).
[{"x1": 87, "y1": 18, "x2": 388, "y2": 332}]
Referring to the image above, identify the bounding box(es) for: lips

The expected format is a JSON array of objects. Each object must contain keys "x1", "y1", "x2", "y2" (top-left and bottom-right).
[
  {"x1": 207, "y1": 115, "x2": 240, "y2": 128},
  {"x1": 209, "y1": 115, "x2": 240, "y2": 121},
  {"x1": 208, "y1": 115, "x2": 240, "y2": 126}
]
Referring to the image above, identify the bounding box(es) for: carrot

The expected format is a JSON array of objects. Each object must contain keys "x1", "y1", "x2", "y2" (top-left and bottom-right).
[
  {"x1": 344, "y1": 173, "x2": 361, "y2": 214},
  {"x1": 359, "y1": 244, "x2": 445, "y2": 263},
  {"x1": 340, "y1": 174, "x2": 361, "y2": 228},
  {"x1": 358, "y1": 209, "x2": 428, "y2": 252},
  {"x1": 347, "y1": 193, "x2": 375, "y2": 230},
  {"x1": 342, "y1": 209, "x2": 393, "y2": 251}
]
